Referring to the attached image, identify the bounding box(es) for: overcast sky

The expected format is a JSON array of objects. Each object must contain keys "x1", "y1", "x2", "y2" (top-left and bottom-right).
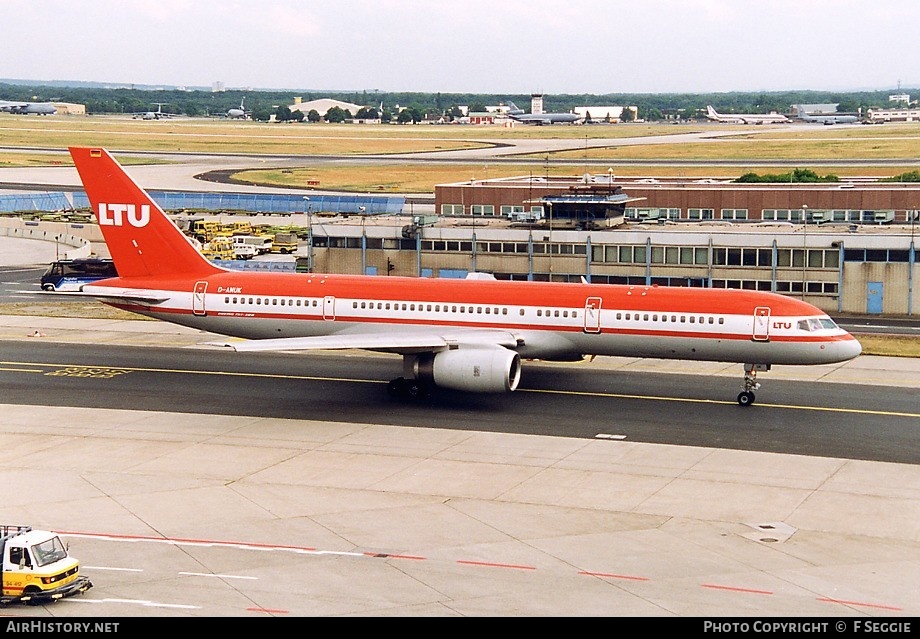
[{"x1": 2, "y1": 0, "x2": 918, "y2": 95}]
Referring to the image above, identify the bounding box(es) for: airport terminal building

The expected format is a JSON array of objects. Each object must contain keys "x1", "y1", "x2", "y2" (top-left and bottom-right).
[{"x1": 2, "y1": 175, "x2": 919, "y2": 316}]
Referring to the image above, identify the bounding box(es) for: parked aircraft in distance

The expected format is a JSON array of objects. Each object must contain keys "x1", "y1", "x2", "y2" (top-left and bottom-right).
[
  {"x1": 705, "y1": 105, "x2": 789, "y2": 124},
  {"x1": 792, "y1": 105, "x2": 859, "y2": 125},
  {"x1": 0, "y1": 100, "x2": 56, "y2": 115},
  {"x1": 506, "y1": 101, "x2": 582, "y2": 125},
  {"x1": 68, "y1": 146, "x2": 862, "y2": 407},
  {"x1": 226, "y1": 97, "x2": 249, "y2": 119},
  {"x1": 133, "y1": 103, "x2": 173, "y2": 120}
]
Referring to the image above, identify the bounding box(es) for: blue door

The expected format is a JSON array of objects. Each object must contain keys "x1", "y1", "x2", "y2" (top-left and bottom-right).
[{"x1": 866, "y1": 281, "x2": 883, "y2": 314}]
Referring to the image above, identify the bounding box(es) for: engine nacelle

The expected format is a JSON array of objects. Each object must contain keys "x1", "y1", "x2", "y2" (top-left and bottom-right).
[{"x1": 412, "y1": 347, "x2": 521, "y2": 393}]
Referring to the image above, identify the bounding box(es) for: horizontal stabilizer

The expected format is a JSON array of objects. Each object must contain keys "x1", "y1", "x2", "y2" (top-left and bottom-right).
[{"x1": 46, "y1": 288, "x2": 169, "y2": 306}]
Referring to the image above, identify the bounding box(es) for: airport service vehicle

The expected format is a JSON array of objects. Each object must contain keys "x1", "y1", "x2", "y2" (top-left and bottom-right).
[
  {"x1": 270, "y1": 232, "x2": 299, "y2": 254},
  {"x1": 233, "y1": 234, "x2": 273, "y2": 255},
  {"x1": 40, "y1": 258, "x2": 117, "y2": 292},
  {"x1": 202, "y1": 236, "x2": 235, "y2": 261},
  {"x1": 231, "y1": 243, "x2": 258, "y2": 260},
  {"x1": 69, "y1": 147, "x2": 862, "y2": 407},
  {"x1": 0, "y1": 525, "x2": 92, "y2": 605}
]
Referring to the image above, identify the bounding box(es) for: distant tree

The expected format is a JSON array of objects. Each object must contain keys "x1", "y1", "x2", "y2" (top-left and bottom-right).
[
  {"x1": 354, "y1": 106, "x2": 378, "y2": 119},
  {"x1": 307, "y1": 109, "x2": 321, "y2": 123},
  {"x1": 251, "y1": 105, "x2": 273, "y2": 121},
  {"x1": 620, "y1": 107, "x2": 636, "y2": 122},
  {"x1": 735, "y1": 169, "x2": 840, "y2": 183},
  {"x1": 645, "y1": 107, "x2": 663, "y2": 121},
  {"x1": 879, "y1": 170, "x2": 920, "y2": 182},
  {"x1": 325, "y1": 106, "x2": 347, "y2": 123},
  {"x1": 381, "y1": 108, "x2": 393, "y2": 123},
  {"x1": 274, "y1": 105, "x2": 293, "y2": 122},
  {"x1": 396, "y1": 108, "x2": 413, "y2": 124},
  {"x1": 446, "y1": 105, "x2": 463, "y2": 121},
  {"x1": 836, "y1": 99, "x2": 859, "y2": 114},
  {"x1": 469, "y1": 102, "x2": 487, "y2": 113},
  {"x1": 290, "y1": 109, "x2": 305, "y2": 123}
]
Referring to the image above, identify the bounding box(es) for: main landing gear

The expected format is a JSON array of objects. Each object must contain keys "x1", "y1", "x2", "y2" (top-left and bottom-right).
[
  {"x1": 737, "y1": 363, "x2": 770, "y2": 407},
  {"x1": 388, "y1": 377, "x2": 431, "y2": 400}
]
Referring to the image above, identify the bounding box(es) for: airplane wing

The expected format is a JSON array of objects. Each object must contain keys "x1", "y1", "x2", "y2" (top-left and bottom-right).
[{"x1": 209, "y1": 328, "x2": 524, "y2": 355}]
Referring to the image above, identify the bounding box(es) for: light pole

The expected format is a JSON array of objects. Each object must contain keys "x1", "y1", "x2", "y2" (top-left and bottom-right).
[
  {"x1": 801, "y1": 204, "x2": 808, "y2": 299},
  {"x1": 303, "y1": 196, "x2": 312, "y2": 272}
]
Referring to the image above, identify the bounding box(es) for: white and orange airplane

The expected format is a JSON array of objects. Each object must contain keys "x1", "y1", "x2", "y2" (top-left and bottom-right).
[{"x1": 69, "y1": 146, "x2": 862, "y2": 406}]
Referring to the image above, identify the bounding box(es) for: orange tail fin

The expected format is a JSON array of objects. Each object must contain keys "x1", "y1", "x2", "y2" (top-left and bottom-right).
[{"x1": 69, "y1": 147, "x2": 220, "y2": 279}]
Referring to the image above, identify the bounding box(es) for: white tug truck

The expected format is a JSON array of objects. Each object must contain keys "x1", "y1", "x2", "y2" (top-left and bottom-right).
[{"x1": 0, "y1": 525, "x2": 92, "y2": 605}]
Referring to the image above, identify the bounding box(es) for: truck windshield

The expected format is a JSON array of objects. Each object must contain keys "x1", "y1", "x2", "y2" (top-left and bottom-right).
[{"x1": 32, "y1": 536, "x2": 68, "y2": 567}]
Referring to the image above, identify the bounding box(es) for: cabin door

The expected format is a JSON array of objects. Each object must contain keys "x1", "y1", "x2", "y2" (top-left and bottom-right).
[
  {"x1": 584, "y1": 297, "x2": 602, "y2": 333},
  {"x1": 193, "y1": 281, "x2": 208, "y2": 316},
  {"x1": 752, "y1": 306, "x2": 770, "y2": 341},
  {"x1": 323, "y1": 295, "x2": 336, "y2": 320}
]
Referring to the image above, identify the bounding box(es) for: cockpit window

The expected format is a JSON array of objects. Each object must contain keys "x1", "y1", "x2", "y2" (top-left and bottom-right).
[{"x1": 799, "y1": 318, "x2": 839, "y2": 332}]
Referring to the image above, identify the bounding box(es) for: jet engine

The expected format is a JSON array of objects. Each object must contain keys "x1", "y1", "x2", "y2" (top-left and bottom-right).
[{"x1": 410, "y1": 347, "x2": 521, "y2": 393}]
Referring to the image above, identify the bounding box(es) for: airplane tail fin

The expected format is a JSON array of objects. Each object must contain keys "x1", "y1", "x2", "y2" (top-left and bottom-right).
[
  {"x1": 506, "y1": 101, "x2": 523, "y2": 115},
  {"x1": 706, "y1": 105, "x2": 718, "y2": 117},
  {"x1": 69, "y1": 147, "x2": 221, "y2": 280}
]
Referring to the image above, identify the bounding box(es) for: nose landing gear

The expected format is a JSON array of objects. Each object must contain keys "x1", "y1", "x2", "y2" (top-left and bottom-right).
[{"x1": 738, "y1": 363, "x2": 770, "y2": 407}]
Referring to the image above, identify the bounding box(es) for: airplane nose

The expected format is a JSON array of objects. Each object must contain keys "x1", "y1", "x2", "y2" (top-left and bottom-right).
[{"x1": 840, "y1": 334, "x2": 863, "y2": 360}]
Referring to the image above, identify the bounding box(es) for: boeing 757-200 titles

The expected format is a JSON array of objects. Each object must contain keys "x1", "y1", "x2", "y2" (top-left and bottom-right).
[{"x1": 68, "y1": 147, "x2": 861, "y2": 406}]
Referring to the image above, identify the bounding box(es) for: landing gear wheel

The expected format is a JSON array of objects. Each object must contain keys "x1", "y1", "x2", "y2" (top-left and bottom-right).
[
  {"x1": 387, "y1": 377, "x2": 430, "y2": 401},
  {"x1": 737, "y1": 391, "x2": 755, "y2": 407},
  {"x1": 387, "y1": 378, "x2": 407, "y2": 397}
]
